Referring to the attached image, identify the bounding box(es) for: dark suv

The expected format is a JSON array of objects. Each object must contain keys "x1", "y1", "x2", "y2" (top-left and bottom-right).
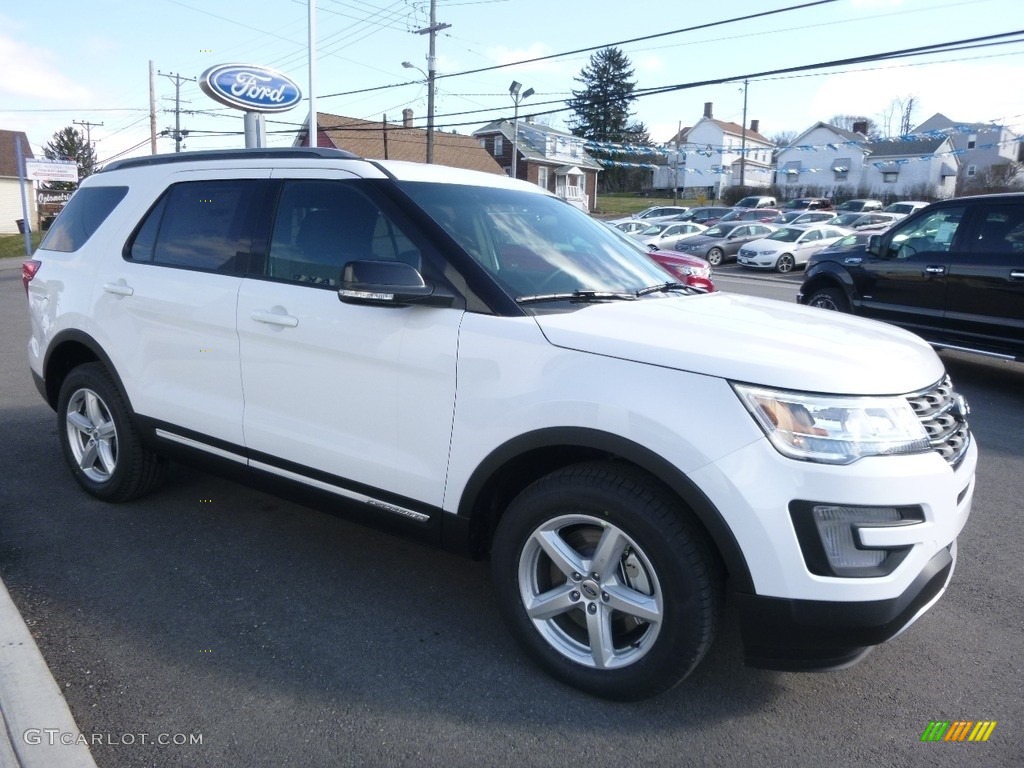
[
  {"x1": 783, "y1": 197, "x2": 833, "y2": 211},
  {"x1": 798, "y1": 194, "x2": 1024, "y2": 362}
]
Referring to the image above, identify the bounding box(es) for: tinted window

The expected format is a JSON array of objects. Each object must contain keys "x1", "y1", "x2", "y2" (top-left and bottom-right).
[
  {"x1": 886, "y1": 207, "x2": 965, "y2": 259},
  {"x1": 972, "y1": 204, "x2": 1024, "y2": 255},
  {"x1": 266, "y1": 180, "x2": 422, "y2": 287},
  {"x1": 128, "y1": 180, "x2": 267, "y2": 272},
  {"x1": 40, "y1": 186, "x2": 128, "y2": 253}
]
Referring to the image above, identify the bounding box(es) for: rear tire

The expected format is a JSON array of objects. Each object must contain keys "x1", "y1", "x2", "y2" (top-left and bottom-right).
[
  {"x1": 491, "y1": 462, "x2": 720, "y2": 701},
  {"x1": 57, "y1": 362, "x2": 167, "y2": 502}
]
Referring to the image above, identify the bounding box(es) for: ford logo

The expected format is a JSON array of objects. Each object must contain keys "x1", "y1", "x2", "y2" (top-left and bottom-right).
[{"x1": 200, "y1": 64, "x2": 302, "y2": 113}]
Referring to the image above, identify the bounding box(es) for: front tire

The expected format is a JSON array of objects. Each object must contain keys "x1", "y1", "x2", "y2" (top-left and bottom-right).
[
  {"x1": 807, "y1": 286, "x2": 849, "y2": 312},
  {"x1": 57, "y1": 362, "x2": 167, "y2": 502},
  {"x1": 776, "y1": 253, "x2": 796, "y2": 273},
  {"x1": 706, "y1": 247, "x2": 724, "y2": 266},
  {"x1": 491, "y1": 463, "x2": 720, "y2": 701}
]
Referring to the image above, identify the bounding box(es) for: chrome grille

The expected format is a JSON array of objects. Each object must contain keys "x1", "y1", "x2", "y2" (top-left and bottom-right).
[{"x1": 905, "y1": 375, "x2": 971, "y2": 466}]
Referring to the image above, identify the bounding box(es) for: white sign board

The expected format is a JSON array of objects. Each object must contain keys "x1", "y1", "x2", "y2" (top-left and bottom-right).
[{"x1": 24, "y1": 159, "x2": 79, "y2": 183}]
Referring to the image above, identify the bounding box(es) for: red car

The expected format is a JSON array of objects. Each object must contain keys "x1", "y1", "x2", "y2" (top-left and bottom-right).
[{"x1": 646, "y1": 248, "x2": 715, "y2": 292}]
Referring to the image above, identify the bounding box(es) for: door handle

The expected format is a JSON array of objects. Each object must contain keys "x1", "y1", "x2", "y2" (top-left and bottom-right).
[
  {"x1": 1010, "y1": 270, "x2": 1024, "y2": 280},
  {"x1": 250, "y1": 309, "x2": 299, "y2": 327},
  {"x1": 102, "y1": 281, "x2": 134, "y2": 296},
  {"x1": 923, "y1": 265, "x2": 946, "y2": 276}
]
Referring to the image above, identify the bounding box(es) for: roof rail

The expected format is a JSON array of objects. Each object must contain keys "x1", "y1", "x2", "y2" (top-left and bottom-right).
[{"x1": 102, "y1": 147, "x2": 361, "y2": 173}]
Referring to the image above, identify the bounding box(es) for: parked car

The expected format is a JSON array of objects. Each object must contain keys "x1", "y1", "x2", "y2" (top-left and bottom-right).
[
  {"x1": 827, "y1": 212, "x2": 869, "y2": 228},
  {"x1": 635, "y1": 221, "x2": 707, "y2": 249},
  {"x1": 813, "y1": 231, "x2": 875, "y2": 256},
  {"x1": 737, "y1": 224, "x2": 848, "y2": 272},
  {"x1": 608, "y1": 205, "x2": 690, "y2": 227},
  {"x1": 835, "y1": 199, "x2": 883, "y2": 213},
  {"x1": 613, "y1": 220, "x2": 649, "y2": 235},
  {"x1": 676, "y1": 206, "x2": 734, "y2": 226},
  {"x1": 603, "y1": 222, "x2": 714, "y2": 291},
  {"x1": 670, "y1": 221, "x2": 776, "y2": 266},
  {"x1": 733, "y1": 195, "x2": 777, "y2": 209},
  {"x1": 782, "y1": 197, "x2": 833, "y2": 211},
  {"x1": 883, "y1": 200, "x2": 930, "y2": 216},
  {"x1": 23, "y1": 147, "x2": 976, "y2": 701},
  {"x1": 846, "y1": 212, "x2": 903, "y2": 231},
  {"x1": 718, "y1": 207, "x2": 781, "y2": 224},
  {"x1": 772, "y1": 211, "x2": 835, "y2": 226},
  {"x1": 799, "y1": 193, "x2": 1024, "y2": 361}
]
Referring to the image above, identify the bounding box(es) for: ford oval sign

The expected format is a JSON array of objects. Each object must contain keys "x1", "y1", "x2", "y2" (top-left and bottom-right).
[{"x1": 200, "y1": 64, "x2": 302, "y2": 113}]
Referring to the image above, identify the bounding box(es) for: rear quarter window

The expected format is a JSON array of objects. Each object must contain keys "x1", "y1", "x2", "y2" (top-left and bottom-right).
[{"x1": 39, "y1": 186, "x2": 128, "y2": 253}]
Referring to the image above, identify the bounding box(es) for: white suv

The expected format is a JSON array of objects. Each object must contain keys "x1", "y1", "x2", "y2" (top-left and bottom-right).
[{"x1": 24, "y1": 148, "x2": 976, "y2": 701}]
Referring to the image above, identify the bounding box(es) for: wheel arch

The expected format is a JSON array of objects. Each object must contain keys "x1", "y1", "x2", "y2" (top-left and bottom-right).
[
  {"x1": 42, "y1": 330, "x2": 129, "y2": 411},
  {"x1": 800, "y1": 264, "x2": 857, "y2": 308},
  {"x1": 448, "y1": 427, "x2": 753, "y2": 592}
]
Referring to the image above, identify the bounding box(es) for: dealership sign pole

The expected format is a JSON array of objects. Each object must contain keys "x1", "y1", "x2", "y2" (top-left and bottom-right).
[{"x1": 199, "y1": 64, "x2": 303, "y2": 148}]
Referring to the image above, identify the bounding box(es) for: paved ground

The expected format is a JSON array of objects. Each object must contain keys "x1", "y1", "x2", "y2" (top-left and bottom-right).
[{"x1": 1, "y1": 261, "x2": 1021, "y2": 767}]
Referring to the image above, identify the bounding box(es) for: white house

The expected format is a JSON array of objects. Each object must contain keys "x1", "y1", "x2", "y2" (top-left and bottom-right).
[
  {"x1": 655, "y1": 103, "x2": 774, "y2": 194},
  {"x1": 861, "y1": 137, "x2": 958, "y2": 199},
  {"x1": 1, "y1": 129, "x2": 37, "y2": 235},
  {"x1": 774, "y1": 121, "x2": 871, "y2": 196},
  {"x1": 914, "y1": 112, "x2": 1022, "y2": 185}
]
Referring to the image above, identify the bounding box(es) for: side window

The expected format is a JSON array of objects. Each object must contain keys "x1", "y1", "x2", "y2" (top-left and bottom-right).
[
  {"x1": 40, "y1": 186, "x2": 128, "y2": 253},
  {"x1": 972, "y1": 204, "x2": 1024, "y2": 255},
  {"x1": 266, "y1": 180, "x2": 422, "y2": 287},
  {"x1": 127, "y1": 179, "x2": 266, "y2": 273},
  {"x1": 886, "y1": 207, "x2": 965, "y2": 259},
  {"x1": 803, "y1": 230, "x2": 822, "y2": 242}
]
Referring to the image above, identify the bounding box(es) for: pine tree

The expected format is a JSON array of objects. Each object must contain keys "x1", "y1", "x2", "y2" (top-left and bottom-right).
[
  {"x1": 567, "y1": 48, "x2": 650, "y2": 192},
  {"x1": 43, "y1": 126, "x2": 97, "y2": 190}
]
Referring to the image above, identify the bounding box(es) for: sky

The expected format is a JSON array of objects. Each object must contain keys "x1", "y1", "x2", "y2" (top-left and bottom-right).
[{"x1": 3, "y1": 0, "x2": 1023, "y2": 166}]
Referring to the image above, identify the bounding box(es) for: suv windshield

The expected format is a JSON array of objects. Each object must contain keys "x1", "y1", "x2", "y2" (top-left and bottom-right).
[{"x1": 399, "y1": 182, "x2": 677, "y2": 302}]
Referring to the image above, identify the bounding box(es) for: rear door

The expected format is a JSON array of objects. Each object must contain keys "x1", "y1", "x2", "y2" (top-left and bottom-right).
[{"x1": 942, "y1": 201, "x2": 1024, "y2": 354}]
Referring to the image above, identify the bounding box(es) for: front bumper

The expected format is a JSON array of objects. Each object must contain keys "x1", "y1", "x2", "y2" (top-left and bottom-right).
[{"x1": 736, "y1": 542, "x2": 955, "y2": 670}]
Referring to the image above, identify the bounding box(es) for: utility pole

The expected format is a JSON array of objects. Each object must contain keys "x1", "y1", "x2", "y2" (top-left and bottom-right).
[
  {"x1": 414, "y1": 0, "x2": 450, "y2": 164},
  {"x1": 739, "y1": 79, "x2": 748, "y2": 189},
  {"x1": 74, "y1": 119, "x2": 103, "y2": 174},
  {"x1": 158, "y1": 71, "x2": 196, "y2": 152},
  {"x1": 149, "y1": 60, "x2": 158, "y2": 154}
]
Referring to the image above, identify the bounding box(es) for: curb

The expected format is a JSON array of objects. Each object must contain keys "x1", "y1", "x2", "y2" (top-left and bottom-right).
[{"x1": 0, "y1": 578, "x2": 98, "y2": 768}]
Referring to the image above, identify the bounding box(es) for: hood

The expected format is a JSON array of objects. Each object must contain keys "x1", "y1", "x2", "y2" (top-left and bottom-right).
[{"x1": 533, "y1": 292, "x2": 943, "y2": 395}]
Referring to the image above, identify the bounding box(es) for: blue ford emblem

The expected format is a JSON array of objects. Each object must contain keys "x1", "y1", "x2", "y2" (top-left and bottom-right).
[{"x1": 200, "y1": 64, "x2": 302, "y2": 113}]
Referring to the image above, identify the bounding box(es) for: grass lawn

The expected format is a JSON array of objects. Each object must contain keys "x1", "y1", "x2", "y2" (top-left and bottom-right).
[
  {"x1": 593, "y1": 193, "x2": 707, "y2": 218},
  {"x1": 0, "y1": 232, "x2": 43, "y2": 260}
]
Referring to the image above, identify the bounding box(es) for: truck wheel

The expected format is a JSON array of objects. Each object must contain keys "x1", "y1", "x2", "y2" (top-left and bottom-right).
[
  {"x1": 57, "y1": 362, "x2": 167, "y2": 502},
  {"x1": 491, "y1": 463, "x2": 720, "y2": 701},
  {"x1": 807, "y1": 286, "x2": 849, "y2": 312}
]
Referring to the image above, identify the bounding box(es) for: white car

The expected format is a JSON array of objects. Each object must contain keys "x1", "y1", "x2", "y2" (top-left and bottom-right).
[
  {"x1": 737, "y1": 224, "x2": 847, "y2": 273},
  {"x1": 606, "y1": 205, "x2": 690, "y2": 227},
  {"x1": 612, "y1": 220, "x2": 649, "y2": 235},
  {"x1": 24, "y1": 148, "x2": 974, "y2": 701},
  {"x1": 635, "y1": 221, "x2": 707, "y2": 249},
  {"x1": 883, "y1": 200, "x2": 930, "y2": 216}
]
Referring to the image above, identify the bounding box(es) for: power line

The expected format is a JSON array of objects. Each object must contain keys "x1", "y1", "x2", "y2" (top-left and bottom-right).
[{"x1": 317, "y1": 0, "x2": 841, "y2": 100}]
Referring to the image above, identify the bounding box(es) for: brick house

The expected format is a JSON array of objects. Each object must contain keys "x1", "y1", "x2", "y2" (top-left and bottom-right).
[{"x1": 295, "y1": 111, "x2": 502, "y2": 174}]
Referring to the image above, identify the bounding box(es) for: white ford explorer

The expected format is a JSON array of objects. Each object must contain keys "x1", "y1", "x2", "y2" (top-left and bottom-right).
[{"x1": 24, "y1": 148, "x2": 975, "y2": 700}]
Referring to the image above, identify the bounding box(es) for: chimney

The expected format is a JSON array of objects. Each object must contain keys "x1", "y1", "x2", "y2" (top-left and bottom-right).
[
  {"x1": 749, "y1": 119, "x2": 759, "y2": 134},
  {"x1": 703, "y1": 102, "x2": 713, "y2": 119},
  {"x1": 852, "y1": 120, "x2": 868, "y2": 136},
  {"x1": 402, "y1": 109, "x2": 413, "y2": 128}
]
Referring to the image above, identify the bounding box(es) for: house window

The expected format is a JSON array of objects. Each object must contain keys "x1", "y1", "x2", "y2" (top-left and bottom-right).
[
  {"x1": 833, "y1": 169, "x2": 848, "y2": 181},
  {"x1": 503, "y1": 166, "x2": 512, "y2": 177},
  {"x1": 478, "y1": 138, "x2": 486, "y2": 148},
  {"x1": 494, "y1": 135, "x2": 504, "y2": 155},
  {"x1": 882, "y1": 172, "x2": 898, "y2": 183},
  {"x1": 537, "y1": 166, "x2": 549, "y2": 190},
  {"x1": 967, "y1": 134, "x2": 977, "y2": 150},
  {"x1": 966, "y1": 165, "x2": 977, "y2": 177}
]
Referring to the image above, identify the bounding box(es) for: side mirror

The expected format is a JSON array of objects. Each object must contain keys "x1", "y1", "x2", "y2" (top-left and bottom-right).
[
  {"x1": 338, "y1": 260, "x2": 454, "y2": 307},
  {"x1": 866, "y1": 234, "x2": 882, "y2": 256}
]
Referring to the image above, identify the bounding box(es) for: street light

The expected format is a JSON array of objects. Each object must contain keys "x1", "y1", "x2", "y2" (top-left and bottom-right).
[
  {"x1": 403, "y1": 60, "x2": 436, "y2": 164},
  {"x1": 509, "y1": 80, "x2": 534, "y2": 179}
]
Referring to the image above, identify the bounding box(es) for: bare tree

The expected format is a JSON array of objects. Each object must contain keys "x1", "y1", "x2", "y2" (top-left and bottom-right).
[{"x1": 877, "y1": 96, "x2": 917, "y2": 138}]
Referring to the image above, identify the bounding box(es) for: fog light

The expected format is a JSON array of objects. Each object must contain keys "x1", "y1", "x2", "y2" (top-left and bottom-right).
[{"x1": 790, "y1": 501, "x2": 923, "y2": 577}]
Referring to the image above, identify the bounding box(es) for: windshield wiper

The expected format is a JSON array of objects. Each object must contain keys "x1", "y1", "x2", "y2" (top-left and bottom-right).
[
  {"x1": 515, "y1": 290, "x2": 637, "y2": 305},
  {"x1": 635, "y1": 281, "x2": 694, "y2": 296}
]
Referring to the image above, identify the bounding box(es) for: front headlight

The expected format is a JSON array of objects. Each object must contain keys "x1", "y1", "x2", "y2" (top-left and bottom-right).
[{"x1": 733, "y1": 384, "x2": 930, "y2": 464}]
